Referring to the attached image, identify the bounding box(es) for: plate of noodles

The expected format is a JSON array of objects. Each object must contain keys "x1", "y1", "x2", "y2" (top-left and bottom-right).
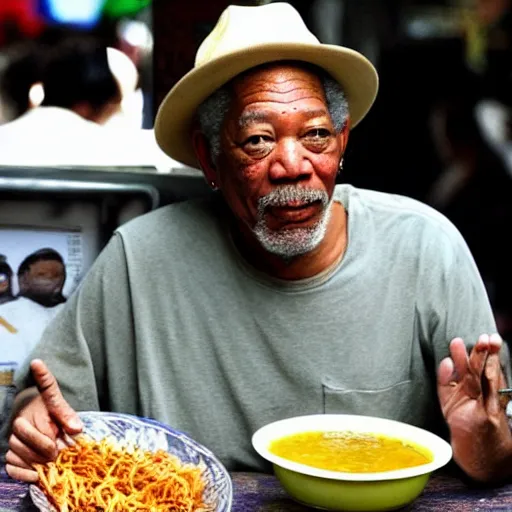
[{"x1": 29, "y1": 411, "x2": 233, "y2": 512}]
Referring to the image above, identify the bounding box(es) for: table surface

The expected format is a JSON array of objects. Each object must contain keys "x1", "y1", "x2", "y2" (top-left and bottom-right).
[{"x1": 2, "y1": 466, "x2": 512, "y2": 512}]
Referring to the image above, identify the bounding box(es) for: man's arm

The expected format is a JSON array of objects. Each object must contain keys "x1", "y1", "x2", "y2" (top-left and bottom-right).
[
  {"x1": 13, "y1": 232, "x2": 135, "y2": 412},
  {"x1": 421, "y1": 221, "x2": 512, "y2": 482},
  {"x1": 5, "y1": 233, "x2": 135, "y2": 481}
]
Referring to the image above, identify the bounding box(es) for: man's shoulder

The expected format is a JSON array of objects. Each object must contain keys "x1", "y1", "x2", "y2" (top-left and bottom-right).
[
  {"x1": 340, "y1": 185, "x2": 461, "y2": 235},
  {"x1": 340, "y1": 185, "x2": 471, "y2": 267},
  {"x1": 115, "y1": 195, "x2": 222, "y2": 246}
]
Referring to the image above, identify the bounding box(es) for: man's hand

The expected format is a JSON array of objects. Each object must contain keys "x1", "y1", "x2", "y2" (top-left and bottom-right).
[
  {"x1": 5, "y1": 359, "x2": 82, "y2": 483},
  {"x1": 437, "y1": 333, "x2": 512, "y2": 482}
]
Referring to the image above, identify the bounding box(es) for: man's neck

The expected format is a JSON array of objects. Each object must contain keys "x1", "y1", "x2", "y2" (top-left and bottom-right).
[{"x1": 232, "y1": 202, "x2": 348, "y2": 281}]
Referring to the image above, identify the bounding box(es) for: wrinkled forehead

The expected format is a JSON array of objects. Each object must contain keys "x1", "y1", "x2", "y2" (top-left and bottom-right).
[{"x1": 230, "y1": 61, "x2": 326, "y2": 102}]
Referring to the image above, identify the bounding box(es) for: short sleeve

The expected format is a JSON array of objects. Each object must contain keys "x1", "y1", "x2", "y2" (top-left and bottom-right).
[
  {"x1": 15, "y1": 233, "x2": 137, "y2": 412},
  {"x1": 417, "y1": 223, "x2": 511, "y2": 383}
]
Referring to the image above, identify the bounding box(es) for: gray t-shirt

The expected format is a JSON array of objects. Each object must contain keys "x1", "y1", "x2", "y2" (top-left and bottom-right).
[{"x1": 15, "y1": 185, "x2": 509, "y2": 471}]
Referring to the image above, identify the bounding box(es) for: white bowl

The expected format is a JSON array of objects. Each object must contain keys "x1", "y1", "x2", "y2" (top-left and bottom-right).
[{"x1": 252, "y1": 414, "x2": 452, "y2": 511}]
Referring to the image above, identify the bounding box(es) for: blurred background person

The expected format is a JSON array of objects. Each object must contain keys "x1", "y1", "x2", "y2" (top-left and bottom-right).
[
  {"x1": 0, "y1": 292, "x2": 64, "y2": 380},
  {"x1": 112, "y1": 17, "x2": 154, "y2": 129},
  {"x1": 0, "y1": 0, "x2": 191, "y2": 172},
  {"x1": 427, "y1": 98, "x2": 512, "y2": 340},
  {"x1": 104, "y1": 44, "x2": 143, "y2": 130},
  {"x1": 0, "y1": 42, "x2": 41, "y2": 125},
  {"x1": 0, "y1": 248, "x2": 66, "y2": 377},
  {"x1": 17, "y1": 248, "x2": 67, "y2": 308},
  {"x1": 475, "y1": 75, "x2": 512, "y2": 177},
  {"x1": 0, "y1": 35, "x2": 176, "y2": 169},
  {"x1": 38, "y1": 37, "x2": 123, "y2": 125},
  {"x1": 0, "y1": 255, "x2": 16, "y2": 306}
]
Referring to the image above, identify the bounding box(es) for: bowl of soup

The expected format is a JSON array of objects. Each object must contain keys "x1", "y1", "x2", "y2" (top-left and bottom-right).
[{"x1": 252, "y1": 414, "x2": 452, "y2": 512}]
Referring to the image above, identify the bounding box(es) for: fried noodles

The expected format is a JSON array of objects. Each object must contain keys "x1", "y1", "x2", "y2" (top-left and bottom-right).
[{"x1": 34, "y1": 437, "x2": 207, "y2": 512}]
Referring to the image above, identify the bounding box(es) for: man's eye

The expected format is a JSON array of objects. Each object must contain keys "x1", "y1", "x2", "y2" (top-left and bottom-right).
[
  {"x1": 306, "y1": 128, "x2": 330, "y2": 138},
  {"x1": 244, "y1": 135, "x2": 268, "y2": 146},
  {"x1": 241, "y1": 135, "x2": 274, "y2": 158}
]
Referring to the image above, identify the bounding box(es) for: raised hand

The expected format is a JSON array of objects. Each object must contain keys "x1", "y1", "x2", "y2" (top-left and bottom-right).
[
  {"x1": 5, "y1": 359, "x2": 82, "y2": 483},
  {"x1": 437, "y1": 334, "x2": 512, "y2": 481}
]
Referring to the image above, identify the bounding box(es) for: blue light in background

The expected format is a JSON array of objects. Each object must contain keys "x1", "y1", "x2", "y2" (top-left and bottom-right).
[{"x1": 39, "y1": 0, "x2": 106, "y2": 28}]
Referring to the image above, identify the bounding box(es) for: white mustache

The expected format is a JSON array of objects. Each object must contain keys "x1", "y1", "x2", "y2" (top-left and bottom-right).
[{"x1": 258, "y1": 186, "x2": 329, "y2": 213}]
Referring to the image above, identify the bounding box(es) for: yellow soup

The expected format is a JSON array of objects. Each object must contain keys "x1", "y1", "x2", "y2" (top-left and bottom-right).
[{"x1": 269, "y1": 431, "x2": 433, "y2": 473}]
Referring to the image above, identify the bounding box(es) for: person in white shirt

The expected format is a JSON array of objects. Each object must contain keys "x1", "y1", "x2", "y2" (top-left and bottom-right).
[
  {"x1": 0, "y1": 37, "x2": 185, "y2": 172},
  {"x1": 0, "y1": 297, "x2": 63, "y2": 377}
]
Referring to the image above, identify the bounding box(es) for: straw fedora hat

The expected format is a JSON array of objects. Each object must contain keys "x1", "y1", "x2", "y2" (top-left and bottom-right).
[{"x1": 154, "y1": 2, "x2": 379, "y2": 168}]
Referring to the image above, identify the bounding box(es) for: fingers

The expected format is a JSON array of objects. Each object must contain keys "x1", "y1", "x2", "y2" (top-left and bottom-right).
[
  {"x1": 449, "y1": 338, "x2": 481, "y2": 398},
  {"x1": 30, "y1": 359, "x2": 82, "y2": 434},
  {"x1": 5, "y1": 449, "x2": 35, "y2": 471},
  {"x1": 437, "y1": 357, "x2": 456, "y2": 412},
  {"x1": 448, "y1": 338, "x2": 470, "y2": 380},
  {"x1": 9, "y1": 434, "x2": 52, "y2": 465},
  {"x1": 448, "y1": 333, "x2": 506, "y2": 400},
  {"x1": 484, "y1": 352, "x2": 502, "y2": 416},
  {"x1": 442, "y1": 334, "x2": 503, "y2": 400},
  {"x1": 438, "y1": 357, "x2": 455, "y2": 386},
  {"x1": 489, "y1": 332, "x2": 503, "y2": 349},
  {"x1": 6, "y1": 463, "x2": 39, "y2": 483},
  {"x1": 468, "y1": 333, "x2": 503, "y2": 388},
  {"x1": 481, "y1": 334, "x2": 505, "y2": 416},
  {"x1": 472, "y1": 333, "x2": 502, "y2": 356},
  {"x1": 468, "y1": 334, "x2": 490, "y2": 380},
  {"x1": 452, "y1": 333, "x2": 501, "y2": 375},
  {"x1": 6, "y1": 432, "x2": 48, "y2": 484},
  {"x1": 10, "y1": 417, "x2": 57, "y2": 460}
]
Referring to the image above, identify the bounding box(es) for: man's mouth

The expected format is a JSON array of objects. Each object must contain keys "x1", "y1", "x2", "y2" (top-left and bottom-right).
[{"x1": 266, "y1": 200, "x2": 322, "y2": 223}]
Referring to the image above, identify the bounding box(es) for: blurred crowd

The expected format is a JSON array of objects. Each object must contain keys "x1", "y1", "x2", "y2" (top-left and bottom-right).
[{"x1": 0, "y1": 1, "x2": 193, "y2": 172}]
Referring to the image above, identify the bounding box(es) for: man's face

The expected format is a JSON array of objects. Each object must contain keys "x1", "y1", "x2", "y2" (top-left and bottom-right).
[
  {"x1": 216, "y1": 64, "x2": 347, "y2": 258},
  {"x1": 20, "y1": 260, "x2": 65, "y2": 296}
]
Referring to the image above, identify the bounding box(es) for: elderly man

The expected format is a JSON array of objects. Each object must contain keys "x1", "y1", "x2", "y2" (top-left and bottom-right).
[{"x1": 5, "y1": 2, "x2": 512, "y2": 484}]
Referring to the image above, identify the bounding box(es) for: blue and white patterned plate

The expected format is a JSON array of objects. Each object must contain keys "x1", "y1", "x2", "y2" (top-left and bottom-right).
[{"x1": 29, "y1": 411, "x2": 233, "y2": 511}]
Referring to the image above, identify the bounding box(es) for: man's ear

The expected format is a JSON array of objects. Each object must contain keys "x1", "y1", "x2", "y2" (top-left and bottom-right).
[{"x1": 192, "y1": 129, "x2": 218, "y2": 189}]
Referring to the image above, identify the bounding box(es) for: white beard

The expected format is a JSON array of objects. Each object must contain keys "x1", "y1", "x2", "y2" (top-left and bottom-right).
[{"x1": 252, "y1": 185, "x2": 333, "y2": 258}]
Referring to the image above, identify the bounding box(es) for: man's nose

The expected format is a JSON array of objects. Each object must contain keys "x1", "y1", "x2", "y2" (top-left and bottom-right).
[{"x1": 268, "y1": 138, "x2": 312, "y2": 183}]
